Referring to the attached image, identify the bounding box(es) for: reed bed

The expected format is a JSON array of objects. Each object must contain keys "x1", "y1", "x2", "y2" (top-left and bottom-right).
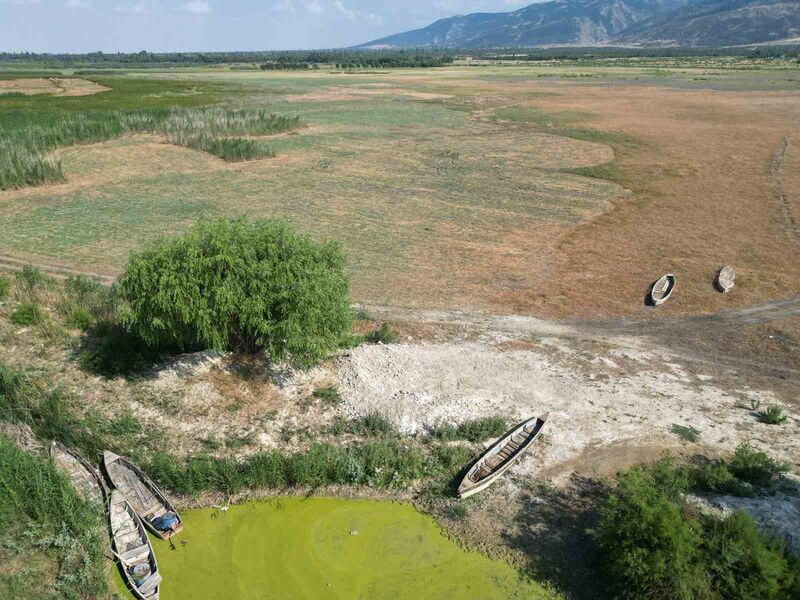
[{"x1": 0, "y1": 108, "x2": 300, "y2": 189}]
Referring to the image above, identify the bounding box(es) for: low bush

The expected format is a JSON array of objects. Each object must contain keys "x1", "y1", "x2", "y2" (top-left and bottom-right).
[
  {"x1": 331, "y1": 413, "x2": 395, "y2": 436},
  {"x1": 432, "y1": 416, "x2": 508, "y2": 443},
  {"x1": 364, "y1": 323, "x2": 396, "y2": 344},
  {"x1": 757, "y1": 405, "x2": 788, "y2": 425},
  {"x1": 690, "y1": 444, "x2": 789, "y2": 496},
  {"x1": 597, "y1": 456, "x2": 799, "y2": 600},
  {"x1": 10, "y1": 302, "x2": 43, "y2": 326},
  {"x1": 728, "y1": 443, "x2": 789, "y2": 486},
  {"x1": 117, "y1": 217, "x2": 352, "y2": 367}
]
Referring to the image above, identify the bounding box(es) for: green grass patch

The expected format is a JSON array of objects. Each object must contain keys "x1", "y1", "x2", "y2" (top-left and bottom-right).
[
  {"x1": 671, "y1": 423, "x2": 700, "y2": 442},
  {"x1": 689, "y1": 443, "x2": 789, "y2": 497},
  {"x1": 312, "y1": 385, "x2": 341, "y2": 406},
  {"x1": 10, "y1": 302, "x2": 43, "y2": 326},
  {"x1": 432, "y1": 416, "x2": 508, "y2": 443},
  {"x1": 0, "y1": 276, "x2": 10, "y2": 300},
  {"x1": 0, "y1": 434, "x2": 107, "y2": 599}
]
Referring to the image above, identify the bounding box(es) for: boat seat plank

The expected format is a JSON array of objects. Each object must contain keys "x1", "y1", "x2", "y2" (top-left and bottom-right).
[
  {"x1": 138, "y1": 573, "x2": 162, "y2": 594},
  {"x1": 121, "y1": 544, "x2": 150, "y2": 562}
]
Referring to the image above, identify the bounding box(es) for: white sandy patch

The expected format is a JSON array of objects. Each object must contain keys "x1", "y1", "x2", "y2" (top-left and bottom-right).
[{"x1": 337, "y1": 342, "x2": 799, "y2": 478}]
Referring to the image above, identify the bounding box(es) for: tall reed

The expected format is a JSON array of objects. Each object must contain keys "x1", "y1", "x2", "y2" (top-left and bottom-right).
[{"x1": 0, "y1": 108, "x2": 301, "y2": 189}]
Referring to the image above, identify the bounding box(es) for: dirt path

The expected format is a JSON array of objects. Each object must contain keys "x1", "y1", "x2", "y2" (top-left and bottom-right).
[
  {"x1": 772, "y1": 138, "x2": 800, "y2": 243},
  {"x1": 0, "y1": 254, "x2": 115, "y2": 284}
]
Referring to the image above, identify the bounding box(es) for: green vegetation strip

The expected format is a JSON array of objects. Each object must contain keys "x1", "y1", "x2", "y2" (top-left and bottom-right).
[
  {"x1": 0, "y1": 435, "x2": 107, "y2": 600},
  {"x1": 118, "y1": 497, "x2": 554, "y2": 600},
  {"x1": 0, "y1": 107, "x2": 300, "y2": 189}
]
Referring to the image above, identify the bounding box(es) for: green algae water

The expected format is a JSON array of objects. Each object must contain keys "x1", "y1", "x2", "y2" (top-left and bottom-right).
[{"x1": 115, "y1": 497, "x2": 553, "y2": 600}]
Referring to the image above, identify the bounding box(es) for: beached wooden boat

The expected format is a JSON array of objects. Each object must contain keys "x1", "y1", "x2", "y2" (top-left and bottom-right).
[
  {"x1": 650, "y1": 274, "x2": 676, "y2": 306},
  {"x1": 458, "y1": 414, "x2": 548, "y2": 499},
  {"x1": 50, "y1": 440, "x2": 106, "y2": 504},
  {"x1": 110, "y1": 490, "x2": 161, "y2": 600},
  {"x1": 716, "y1": 265, "x2": 735, "y2": 293},
  {"x1": 104, "y1": 451, "x2": 183, "y2": 539}
]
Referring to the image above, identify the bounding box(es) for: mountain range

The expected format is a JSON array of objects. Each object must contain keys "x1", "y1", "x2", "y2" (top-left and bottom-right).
[{"x1": 360, "y1": 0, "x2": 800, "y2": 48}]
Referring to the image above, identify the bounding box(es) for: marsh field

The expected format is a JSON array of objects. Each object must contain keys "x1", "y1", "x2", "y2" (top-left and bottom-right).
[{"x1": 1, "y1": 56, "x2": 800, "y2": 600}]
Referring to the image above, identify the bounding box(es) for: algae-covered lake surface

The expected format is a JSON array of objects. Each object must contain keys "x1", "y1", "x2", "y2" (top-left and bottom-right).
[{"x1": 115, "y1": 497, "x2": 553, "y2": 600}]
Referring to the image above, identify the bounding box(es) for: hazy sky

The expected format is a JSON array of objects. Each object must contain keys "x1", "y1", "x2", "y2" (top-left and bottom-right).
[{"x1": 0, "y1": 0, "x2": 534, "y2": 53}]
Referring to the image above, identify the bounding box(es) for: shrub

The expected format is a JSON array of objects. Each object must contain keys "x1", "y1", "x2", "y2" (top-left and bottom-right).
[
  {"x1": 117, "y1": 217, "x2": 352, "y2": 367},
  {"x1": 432, "y1": 416, "x2": 508, "y2": 443},
  {"x1": 757, "y1": 406, "x2": 788, "y2": 425},
  {"x1": 690, "y1": 444, "x2": 788, "y2": 497},
  {"x1": 728, "y1": 443, "x2": 789, "y2": 486},
  {"x1": 596, "y1": 458, "x2": 706, "y2": 600},
  {"x1": 364, "y1": 323, "x2": 396, "y2": 344},
  {"x1": 597, "y1": 457, "x2": 800, "y2": 600},
  {"x1": 702, "y1": 511, "x2": 798, "y2": 599},
  {"x1": 10, "y1": 302, "x2": 43, "y2": 326},
  {"x1": 0, "y1": 276, "x2": 10, "y2": 300},
  {"x1": 313, "y1": 385, "x2": 341, "y2": 405}
]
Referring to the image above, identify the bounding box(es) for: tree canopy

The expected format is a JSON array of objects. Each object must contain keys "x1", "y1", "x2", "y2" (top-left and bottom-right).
[{"x1": 117, "y1": 217, "x2": 352, "y2": 366}]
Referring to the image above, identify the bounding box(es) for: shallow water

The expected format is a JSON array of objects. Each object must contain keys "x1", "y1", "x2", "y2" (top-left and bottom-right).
[{"x1": 115, "y1": 496, "x2": 551, "y2": 600}]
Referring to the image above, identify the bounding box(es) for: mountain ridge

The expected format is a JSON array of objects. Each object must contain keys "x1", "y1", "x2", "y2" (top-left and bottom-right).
[{"x1": 360, "y1": 0, "x2": 800, "y2": 48}]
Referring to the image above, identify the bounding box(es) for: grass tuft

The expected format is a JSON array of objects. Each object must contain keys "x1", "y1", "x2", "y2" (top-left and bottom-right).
[
  {"x1": 10, "y1": 302, "x2": 43, "y2": 326},
  {"x1": 364, "y1": 323, "x2": 396, "y2": 344},
  {"x1": 756, "y1": 405, "x2": 788, "y2": 425},
  {"x1": 312, "y1": 385, "x2": 341, "y2": 406}
]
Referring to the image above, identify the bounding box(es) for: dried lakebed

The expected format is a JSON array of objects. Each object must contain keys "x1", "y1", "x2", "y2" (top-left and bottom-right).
[{"x1": 115, "y1": 497, "x2": 554, "y2": 600}]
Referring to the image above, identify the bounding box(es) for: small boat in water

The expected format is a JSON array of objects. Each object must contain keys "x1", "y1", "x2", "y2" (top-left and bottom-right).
[
  {"x1": 650, "y1": 274, "x2": 676, "y2": 306},
  {"x1": 104, "y1": 451, "x2": 183, "y2": 539},
  {"x1": 110, "y1": 490, "x2": 161, "y2": 600},
  {"x1": 716, "y1": 265, "x2": 735, "y2": 293},
  {"x1": 458, "y1": 414, "x2": 548, "y2": 499},
  {"x1": 50, "y1": 440, "x2": 106, "y2": 504}
]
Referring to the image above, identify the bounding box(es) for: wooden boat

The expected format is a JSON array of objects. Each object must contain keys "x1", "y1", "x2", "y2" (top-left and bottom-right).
[
  {"x1": 109, "y1": 490, "x2": 161, "y2": 600},
  {"x1": 104, "y1": 451, "x2": 183, "y2": 539},
  {"x1": 650, "y1": 274, "x2": 676, "y2": 306},
  {"x1": 50, "y1": 440, "x2": 106, "y2": 504},
  {"x1": 716, "y1": 265, "x2": 735, "y2": 293},
  {"x1": 458, "y1": 414, "x2": 548, "y2": 499}
]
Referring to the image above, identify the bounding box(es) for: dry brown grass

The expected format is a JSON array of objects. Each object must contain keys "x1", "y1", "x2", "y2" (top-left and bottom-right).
[
  {"x1": 497, "y1": 85, "x2": 800, "y2": 319},
  {"x1": 0, "y1": 77, "x2": 109, "y2": 96}
]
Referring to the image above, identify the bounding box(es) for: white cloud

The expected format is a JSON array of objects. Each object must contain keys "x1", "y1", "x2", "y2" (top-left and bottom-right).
[
  {"x1": 177, "y1": 0, "x2": 210, "y2": 14},
  {"x1": 272, "y1": 0, "x2": 295, "y2": 13},
  {"x1": 66, "y1": 0, "x2": 91, "y2": 8},
  {"x1": 333, "y1": 0, "x2": 382, "y2": 23},
  {"x1": 115, "y1": 2, "x2": 149, "y2": 14},
  {"x1": 304, "y1": 0, "x2": 323, "y2": 15}
]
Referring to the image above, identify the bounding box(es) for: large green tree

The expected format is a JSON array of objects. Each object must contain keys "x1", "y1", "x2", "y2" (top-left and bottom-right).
[{"x1": 117, "y1": 217, "x2": 352, "y2": 366}]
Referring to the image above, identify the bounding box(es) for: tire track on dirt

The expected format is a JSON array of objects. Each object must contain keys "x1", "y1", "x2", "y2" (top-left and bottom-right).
[
  {"x1": 772, "y1": 137, "x2": 800, "y2": 243},
  {"x1": 0, "y1": 254, "x2": 115, "y2": 284}
]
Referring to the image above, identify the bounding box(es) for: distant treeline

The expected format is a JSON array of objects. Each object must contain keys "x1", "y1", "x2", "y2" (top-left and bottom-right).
[
  {"x1": 1, "y1": 46, "x2": 797, "y2": 69},
  {"x1": 0, "y1": 49, "x2": 455, "y2": 69}
]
